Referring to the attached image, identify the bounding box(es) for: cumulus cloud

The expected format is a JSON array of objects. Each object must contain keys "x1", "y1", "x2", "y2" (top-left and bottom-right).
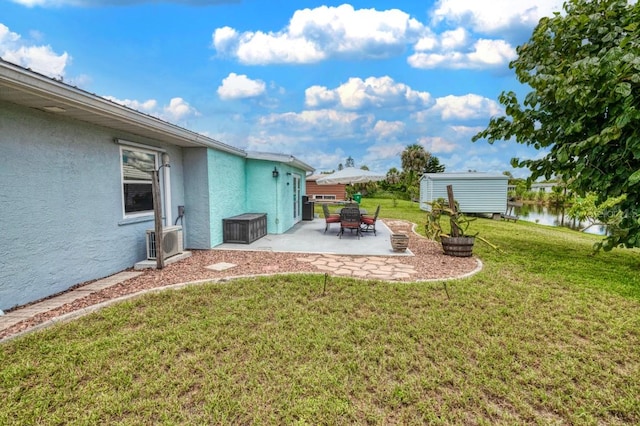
[
  {"x1": 213, "y1": 4, "x2": 424, "y2": 65},
  {"x1": 163, "y1": 97, "x2": 199, "y2": 121},
  {"x1": 305, "y1": 76, "x2": 432, "y2": 110},
  {"x1": 217, "y1": 73, "x2": 266, "y2": 100},
  {"x1": 371, "y1": 120, "x2": 405, "y2": 140},
  {"x1": 104, "y1": 95, "x2": 198, "y2": 123},
  {"x1": 11, "y1": 0, "x2": 237, "y2": 6},
  {"x1": 103, "y1": 96, "x2": 157, "y2": 113},
  {"x1": 415, "y1": 94, "x2": 503, "y2": 121},
  {"x1": 408, "y1": 34, "x2": 516, "y2": 69},
  {"x1": 0, "y1": 23, "x2": 70, "y2": 78},
  {"x1": 431, "y1": 0, "x2": 564, "y2": 34},
  {"x1": 258, "y1": 109, "x2": 370, "y2": 132},
  {"x1": 417, "y1": 136, "x2": 458, "y2": 154},
  {"x1": 363, "y1": 142, "x2": 406, "y2": 164}
]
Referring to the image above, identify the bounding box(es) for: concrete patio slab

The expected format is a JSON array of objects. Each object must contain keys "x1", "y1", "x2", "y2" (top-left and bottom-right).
[{"x1": 214, "y1": 218, "x2": 413, "y2": 257}]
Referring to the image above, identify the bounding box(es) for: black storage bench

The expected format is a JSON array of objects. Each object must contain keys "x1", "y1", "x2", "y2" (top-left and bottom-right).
[{"x1": 223, "y1": 213, "x2": 267, "y2": 244}]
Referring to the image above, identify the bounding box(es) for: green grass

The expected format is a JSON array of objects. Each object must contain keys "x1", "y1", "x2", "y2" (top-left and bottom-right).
[{"x1": 2, "y1": 198, "x2": 639, "y2": 424}]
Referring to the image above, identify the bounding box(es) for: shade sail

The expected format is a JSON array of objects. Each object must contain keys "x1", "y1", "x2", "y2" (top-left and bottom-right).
[{"x1": 316, "y1": 167, "x2": 386, "y2": 185}]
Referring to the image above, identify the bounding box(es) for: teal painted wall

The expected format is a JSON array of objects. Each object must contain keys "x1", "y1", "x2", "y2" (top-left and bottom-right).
[
  {"x1": 246, "y1": 160, "x2": 307, "y2": 234},
  {"x1": 208, "y1": 149, "x2": 247, "y2": 245}
]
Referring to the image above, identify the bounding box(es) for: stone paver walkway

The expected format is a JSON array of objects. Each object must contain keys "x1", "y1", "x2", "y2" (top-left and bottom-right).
[
  {"x1": 297, "y1": 254, "x2": 417, "y2": 280},
  {"x1": 0, "y1": 271, "x2": 142, "y2": 333}
]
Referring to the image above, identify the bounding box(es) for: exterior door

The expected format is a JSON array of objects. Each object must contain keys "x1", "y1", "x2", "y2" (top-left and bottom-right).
[{"x1": 293, "y1": 174, "x2": 301, "y2": 222}]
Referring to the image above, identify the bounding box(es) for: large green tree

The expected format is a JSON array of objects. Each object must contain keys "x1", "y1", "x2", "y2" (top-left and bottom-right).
[{"x1": 473, "y1": 0, "x2": 640, "y2": 251}]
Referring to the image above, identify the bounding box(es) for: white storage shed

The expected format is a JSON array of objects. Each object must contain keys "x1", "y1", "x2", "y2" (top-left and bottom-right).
[{"x1": 420, "y1": 172, "x2": 509, "y2": 216}]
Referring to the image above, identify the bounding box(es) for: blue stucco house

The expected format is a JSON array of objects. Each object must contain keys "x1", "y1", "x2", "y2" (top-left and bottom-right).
[{"x1": 0, "y1": 59, "x2": 313, "y2": 311}]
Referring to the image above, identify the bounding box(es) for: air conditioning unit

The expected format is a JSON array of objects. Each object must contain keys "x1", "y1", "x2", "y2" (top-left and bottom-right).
[{"x1": 146, "y1": 226, "x2": 183, "y2": 260}]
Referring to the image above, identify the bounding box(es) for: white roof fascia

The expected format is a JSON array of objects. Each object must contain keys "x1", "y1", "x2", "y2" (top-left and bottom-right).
[
  {"x1": 246, "y1": 151, "x2": 315, "y2": 172},
  {"x1": 0, "y1": 60, "x2": 245, "y2": 157}
]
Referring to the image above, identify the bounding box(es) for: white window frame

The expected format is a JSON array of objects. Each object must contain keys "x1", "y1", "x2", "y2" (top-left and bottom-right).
[{"x1": 120, "y1": 146, "x2": 159, "y2": 219}]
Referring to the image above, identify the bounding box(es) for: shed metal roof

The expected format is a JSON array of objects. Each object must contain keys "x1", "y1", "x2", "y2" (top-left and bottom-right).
[{"x1": 421, "y1": 172, "x2": 508, "y2": 180}]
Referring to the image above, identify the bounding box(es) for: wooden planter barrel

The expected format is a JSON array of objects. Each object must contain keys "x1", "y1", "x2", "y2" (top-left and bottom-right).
[
  {"x1": 390, "y1": 233, "x2": 409, "y2": 252},
  {"x1": 441, "y1": 236, "x2": 475, "y2": 257}
]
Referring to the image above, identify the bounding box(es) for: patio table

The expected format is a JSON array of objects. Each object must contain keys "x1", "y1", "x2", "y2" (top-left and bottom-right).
[{"x1": 336, "y1": 208, "x2": 367, "y2": 215}]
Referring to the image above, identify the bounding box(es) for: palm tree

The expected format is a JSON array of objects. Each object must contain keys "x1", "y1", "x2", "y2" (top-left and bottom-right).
[
  {"x1": 400, "y1": 144, "x2": 431, "y2": 199},
  {"x1": 401, "y1": 144, "x2": 430, "y2": 175}
]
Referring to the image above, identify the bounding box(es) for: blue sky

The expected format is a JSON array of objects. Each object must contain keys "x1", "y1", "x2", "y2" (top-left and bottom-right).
[{"x1": 1, "y1": 0, "x2": 566, "y2": 176}]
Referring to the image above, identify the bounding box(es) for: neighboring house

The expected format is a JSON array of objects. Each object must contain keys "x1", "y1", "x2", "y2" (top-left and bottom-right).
[
  {"x1": 305, "y1": 174, "x2": 346, "y2": 201},
  {"x1": 420, "y1": 172, "x2": 508, "y2": 217},
  {"x1": 507, "y1": 182, "x2": 558, "y2": 194},
  {"x1": 0, "y1": 59, "x2": 313, "y2": 311}
]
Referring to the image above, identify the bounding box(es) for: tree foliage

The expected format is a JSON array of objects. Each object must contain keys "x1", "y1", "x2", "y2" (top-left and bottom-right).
[
  {"x1": 398, "y1": 144, "x2": 445, "y2": 200},
  {"x1": 473, "y1": 0, "x2": 640, "y2": 251}
]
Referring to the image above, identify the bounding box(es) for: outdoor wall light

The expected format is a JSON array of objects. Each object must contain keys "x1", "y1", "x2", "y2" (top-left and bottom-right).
[
  {"x1": 286, "y1": 172, "x2": 292, "y2": 176},
  {"x1": 272, "y1": 167, "x2": 279, "y2": 178}
]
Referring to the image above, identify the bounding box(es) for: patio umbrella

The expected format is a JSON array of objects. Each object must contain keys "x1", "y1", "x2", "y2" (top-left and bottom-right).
[{"x1": 315, "y1": 167, "x2": 386, "y2": 185}]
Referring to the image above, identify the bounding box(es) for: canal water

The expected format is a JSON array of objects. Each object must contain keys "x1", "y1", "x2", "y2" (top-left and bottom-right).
[{"x1": 513, "y1": 204, "x2": 607, "y2": 235}]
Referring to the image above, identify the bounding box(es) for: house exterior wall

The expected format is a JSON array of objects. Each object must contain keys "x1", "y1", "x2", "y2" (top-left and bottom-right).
[
  {"x1": 0, "y1": 101, "x2": 186, "y2": 311},
  {"x1": 183, "y1": 147, "x2": 211, "y2": 249},
  {"x1": 420, "y1": 173, "x2": 508, "y2": 214},
  {"x1": 207, "y1": 149, "x2": 247, "y2": 246},
  {"x1": 245, "y1": 160, "x2": 307, "y2": 234}
]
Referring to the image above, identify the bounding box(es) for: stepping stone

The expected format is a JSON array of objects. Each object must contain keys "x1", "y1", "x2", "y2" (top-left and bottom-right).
[{"x1": 206, "y1": 262, "x2": 237, "y2": 271}]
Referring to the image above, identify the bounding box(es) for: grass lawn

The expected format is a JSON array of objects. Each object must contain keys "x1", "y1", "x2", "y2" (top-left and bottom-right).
[{"x1": 1, "y1": 198, "x2": 639, "y2": 424}]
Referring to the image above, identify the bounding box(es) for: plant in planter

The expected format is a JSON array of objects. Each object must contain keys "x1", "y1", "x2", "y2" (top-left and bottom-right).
[
  {"x1": 425, "y1": 199, "x2": 477, "y2": 257},
  {"x1": 424, "y1": 185, "x2": 501, "y2": 257}
]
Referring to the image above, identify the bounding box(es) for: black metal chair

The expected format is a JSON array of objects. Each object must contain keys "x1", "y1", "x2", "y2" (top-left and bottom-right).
[{"x1": 339, "y1": 207, "x2": 362, "y2": 239}]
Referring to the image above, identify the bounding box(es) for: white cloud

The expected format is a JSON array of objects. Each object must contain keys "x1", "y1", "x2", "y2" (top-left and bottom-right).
[
  {"x1": 418, "y1": 136, "x2": 458, "y2": 154},
  {"x1": 212, "y1": 26, "x2": 238, "y2": 53},
  {"x1": 103, "y1": 96, "x2": 157, "y2": 113},
  {"x1": 431, "y1": 0, "x2": 564, "y2": 34},
  {"x1": 450, "y1": 125, "x2": 485, "y2": 136},
  {"x1": 363, "y1": 142, "x2": 405, "y2": 164},
  {"x1": 212, "y1": 4, "x2": 424, "y2": 65},
  {"x1": 0, "y1": 23, "x2": 70, "y2": 78},
  {"x1": 104, "y1": 95, "x2": 198, "y2": 123},
  {"x1": 408, "y1": 37, "x2": 516, "y2": 69},
  {"x1": 371, "y1": 120, "x2": 405, "y2": 139},
  {"x1": 217, "y1": 73, "x2": 266, "y2": 100},
  {"x1": 467, "y1": 39, "x2": 517, "y2": 66},
  {"x1": 414, "y1": 94, "x2": 503, "y2": 122},
  {"x1": 305, "y1": 76, "x2": 432, "y2": 110},
  {"x1": 440, "y1": 28, "x2": 468, "y2": 50},
  {"x1": 259, "y1": 109, "x2": 369, "y2": 132},
  {"x1": 163, "y1": 97, "x2": 199, "y2": 122}
]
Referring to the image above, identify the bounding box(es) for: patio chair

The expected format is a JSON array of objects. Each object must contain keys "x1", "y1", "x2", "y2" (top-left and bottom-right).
[
  {"x1": 322, "y1": 203, "x2": 341, "y2": 233},
  {"x1": 339, "y1": 207, "x2": 362, "y2": 239},
  {"x1": 360, "y1": 205, "x2": 380, "y2": 235}
]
